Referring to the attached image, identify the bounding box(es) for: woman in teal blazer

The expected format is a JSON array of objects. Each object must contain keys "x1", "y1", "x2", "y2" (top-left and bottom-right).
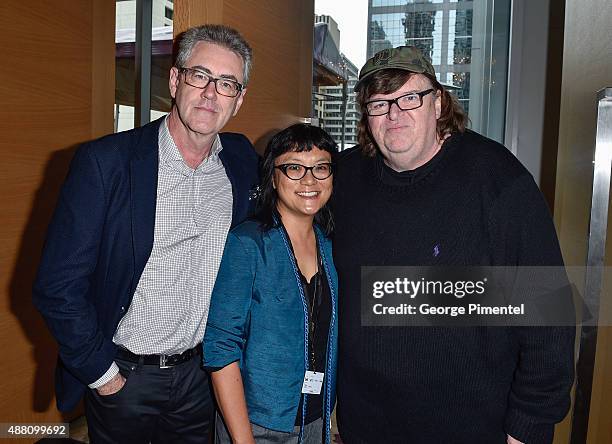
[{"x1": 203, "y1": 124, "x2": 338, "y2": 444}]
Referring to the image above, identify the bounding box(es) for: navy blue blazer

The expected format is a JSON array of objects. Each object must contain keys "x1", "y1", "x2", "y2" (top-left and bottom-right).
[{"x1": 33, "y1": 118, "x2": 260, "y2": 411}]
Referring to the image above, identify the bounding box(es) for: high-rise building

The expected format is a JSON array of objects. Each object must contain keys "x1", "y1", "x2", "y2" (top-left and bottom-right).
[
  {"x1": 315, "y1": 55, "x2": 360, "y2": 150},
  {"x1": 370, "y1": 19, "x2": 393, "y2": 55},
  {"x1": 313, "y1": 15, "x2": 361, "y2": 150},
  {"x1": 367, "y1": 0, "x2": 476, "y2": 115},
  {"x1": 315, "y1": 14, "x2": 341, "y2": 50}
]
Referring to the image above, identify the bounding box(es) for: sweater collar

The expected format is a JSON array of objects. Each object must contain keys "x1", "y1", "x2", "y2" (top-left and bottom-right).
[{"x1": 374, "y1": 132, "x2": 459, "y2": 187}]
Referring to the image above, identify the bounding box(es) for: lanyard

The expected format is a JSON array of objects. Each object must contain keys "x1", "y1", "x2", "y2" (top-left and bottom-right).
[
  {"x1": 281, "y1": 224, "x2": 323, "y2": 370},
  {"x1": 305, "y1": 248, "x2": 323, "y2": 370}
]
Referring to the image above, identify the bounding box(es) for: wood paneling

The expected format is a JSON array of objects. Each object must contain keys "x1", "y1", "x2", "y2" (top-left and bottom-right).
[
  {"x1": 0, "y1": 0, "x2": 115, "y2": 435},
  {"x1": 174, "y1": 0, "x2": 223, "y2": 39},
  {"x1": 91, "y1": 0, "x2": 116, "y2": 138},
  {"x1": 173, "y1": 0, "x2": 314, "y2": 153},
  {"x1": 554, "y1": 0, "x2": 612, "y2": 442}
]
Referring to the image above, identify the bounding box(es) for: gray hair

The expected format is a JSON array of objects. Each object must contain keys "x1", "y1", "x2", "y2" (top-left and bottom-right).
[{"x1": 175, "y1": 24, "x2": 253, "y2": 85}]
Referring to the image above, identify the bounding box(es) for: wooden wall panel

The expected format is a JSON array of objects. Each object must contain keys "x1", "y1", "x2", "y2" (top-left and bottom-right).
[
  {"x1": 92, "y1": 0, "x2": 117, "y2": 139},
  {"x1": 0, "y1": 0, "x2": 115, "y2": 435},
  {"x1": 297, "y1": 0, "x2": 315, "y2": 128},
  {"x1": 173, "y1": 0, "x2": 314, "y2": 153},
  {"x1": 174, "y1": 0, "x2": 223, "y2": 35},
  {"x1": 553, "y1": 0, "x2": 612, "y2": 442}
]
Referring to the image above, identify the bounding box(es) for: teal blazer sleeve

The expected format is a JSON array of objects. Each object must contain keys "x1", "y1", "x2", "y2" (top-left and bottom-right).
[{"x1": 204, "y1": 232, "x2": 255, "y2": 368}]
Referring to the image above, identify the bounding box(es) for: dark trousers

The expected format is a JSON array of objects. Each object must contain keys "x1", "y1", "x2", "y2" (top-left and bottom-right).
[{"x1": 85, "y1": 354, "x2": 213, "y2": 444}]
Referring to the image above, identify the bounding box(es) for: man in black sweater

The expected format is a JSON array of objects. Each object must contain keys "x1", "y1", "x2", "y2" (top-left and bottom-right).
[{"x1": 332, "y1": 46, "x2": 574, "y2": 444}]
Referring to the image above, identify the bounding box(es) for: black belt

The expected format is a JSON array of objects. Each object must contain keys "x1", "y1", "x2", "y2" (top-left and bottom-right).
[{"x1": 116, "y1": 345, "x2": 201, "y2": 368}]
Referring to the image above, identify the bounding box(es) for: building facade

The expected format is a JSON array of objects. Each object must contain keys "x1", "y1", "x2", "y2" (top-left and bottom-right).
[
  {"x1": 314, "y1": 55, "x2": 360, "y2": 150},
  {"x1": 313, "y1": 15, "x2": 361, "y2": 150},
  {"x1": 367, "y1": 0, "x2": 475, "y2": 114},
  {"x1": 366, "y1": 0, "x2": 514, "y2": 140}
]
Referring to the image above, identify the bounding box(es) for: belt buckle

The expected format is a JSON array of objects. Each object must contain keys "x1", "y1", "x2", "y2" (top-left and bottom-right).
[{"x1": 159, "y1": 354, "x2": 170, "y2": 369}]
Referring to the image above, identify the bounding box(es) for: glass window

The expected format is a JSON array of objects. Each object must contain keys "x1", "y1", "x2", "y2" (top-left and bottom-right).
[
  {"x1": 114, "y1": 0, "x2": 173, "y2": 132},
  {"x1": 313, "y1": 0, "x2": 510, "y2": 149},
  {"x1": 367, "y1": 0, "x2": 510, "y2": 142},
  {"x1": 115, "y1": 0, "x2": 137, "y2": 132},
  {"x1": 151, "y1": 0, "x2": 173, "y2": 121},
  {"x1": 372, "y1": 0, "x2": 412, "y2": 6}
]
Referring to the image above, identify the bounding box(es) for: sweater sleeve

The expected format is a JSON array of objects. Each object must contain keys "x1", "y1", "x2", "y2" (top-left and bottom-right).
[
  {"x1": 203, "y1": 232, "x2": 256, "y2": 370},
  {"x1": 488, "y1": 174, "x2": 575, "y2": 444}
]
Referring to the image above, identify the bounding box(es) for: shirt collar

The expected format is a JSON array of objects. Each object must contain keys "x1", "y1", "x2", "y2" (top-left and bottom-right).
[{"x1": 158, "y1": 116, "x2": 224, "y2": 169}]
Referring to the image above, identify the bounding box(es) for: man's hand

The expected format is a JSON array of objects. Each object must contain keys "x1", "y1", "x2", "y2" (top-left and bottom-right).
[
  {"x1": 507, "y1": 434, "x2": 524, "y2": 444},
  {"x1": 96, "y1": 372, "x2": 126, "y2": 396}
]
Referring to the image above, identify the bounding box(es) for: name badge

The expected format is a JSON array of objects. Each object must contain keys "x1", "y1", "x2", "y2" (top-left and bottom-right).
[{"x1": 301, "y1": 371, "x2": 324, "y2": 395}]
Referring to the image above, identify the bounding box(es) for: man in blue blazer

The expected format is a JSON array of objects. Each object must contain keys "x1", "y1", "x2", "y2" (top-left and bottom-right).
[{"x1": 33, "y1": 24, "x2": 259, "y2": 443}]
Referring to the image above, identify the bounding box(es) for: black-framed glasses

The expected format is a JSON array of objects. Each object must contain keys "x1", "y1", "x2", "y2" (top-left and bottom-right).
[
  {"x1": 179, "y1": 67, "x2": 243, "y2": 97},
  {"x1": 274, "y1": 163, "x2": 334, "y2": 180},
  {"x1": 365, "y1": 88, "x2": 435, "y2": 116}
]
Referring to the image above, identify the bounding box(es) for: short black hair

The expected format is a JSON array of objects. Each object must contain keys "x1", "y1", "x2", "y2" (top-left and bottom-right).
[{"x1": 257, "y1": 123, "x2": 337, "y2": 235}]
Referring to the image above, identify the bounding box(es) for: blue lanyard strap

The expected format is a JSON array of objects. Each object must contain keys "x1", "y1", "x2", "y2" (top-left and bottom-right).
[
  {"x1": 274, "y1": 216, "x2": 335, "y2": 444},
  {"x1": 275, "y1": 219, "x2": 310, "y2": 442},
  {"x1": 318, "y1": 234, "x2": 336, "y2": 444}
]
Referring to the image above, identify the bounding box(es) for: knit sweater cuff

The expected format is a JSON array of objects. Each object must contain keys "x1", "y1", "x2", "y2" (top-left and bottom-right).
[{"x1": 505, "y1": 410, "x2": 554, "y2": 444}]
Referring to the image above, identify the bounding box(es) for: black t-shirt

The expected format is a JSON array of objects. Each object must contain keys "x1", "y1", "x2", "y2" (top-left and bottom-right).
[{"x1": 295, "y1": 263, "x2": 331, "y2": 425}]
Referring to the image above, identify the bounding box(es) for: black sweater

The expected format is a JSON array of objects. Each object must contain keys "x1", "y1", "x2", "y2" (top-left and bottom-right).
[{"x1": 331, "y1": 130, "x2": 574, "y2": 444}]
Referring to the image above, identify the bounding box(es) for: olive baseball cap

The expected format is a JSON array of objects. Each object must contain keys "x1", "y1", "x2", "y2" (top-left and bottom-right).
[{"x1": 354, "y1": 46, "x2": 436, "y2": 91}]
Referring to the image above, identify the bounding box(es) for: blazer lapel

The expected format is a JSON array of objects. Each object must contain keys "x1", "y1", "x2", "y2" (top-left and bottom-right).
[
  {"x1": 219, "y1": 134, "x2": 240, "y2": 225},
  {"x1": 130, "y1": 119, "x2": 162, "y2": 286}
]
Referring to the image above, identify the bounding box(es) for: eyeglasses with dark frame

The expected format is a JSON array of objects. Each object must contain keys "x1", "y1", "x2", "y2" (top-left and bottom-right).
[
  {"x1": 178, "y1": 67, "x2": 243, "y2": 97},
  {"x1": 365, "y1": 88, "x2": 435, "y2": 116},
  {"x1": 274, "y1": 163, "x2": 334, "y2": 181}
]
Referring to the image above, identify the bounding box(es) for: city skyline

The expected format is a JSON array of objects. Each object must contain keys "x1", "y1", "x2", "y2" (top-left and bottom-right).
[{"x1": 315, "y1": 0, "x2": 368, "y2": 69}]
